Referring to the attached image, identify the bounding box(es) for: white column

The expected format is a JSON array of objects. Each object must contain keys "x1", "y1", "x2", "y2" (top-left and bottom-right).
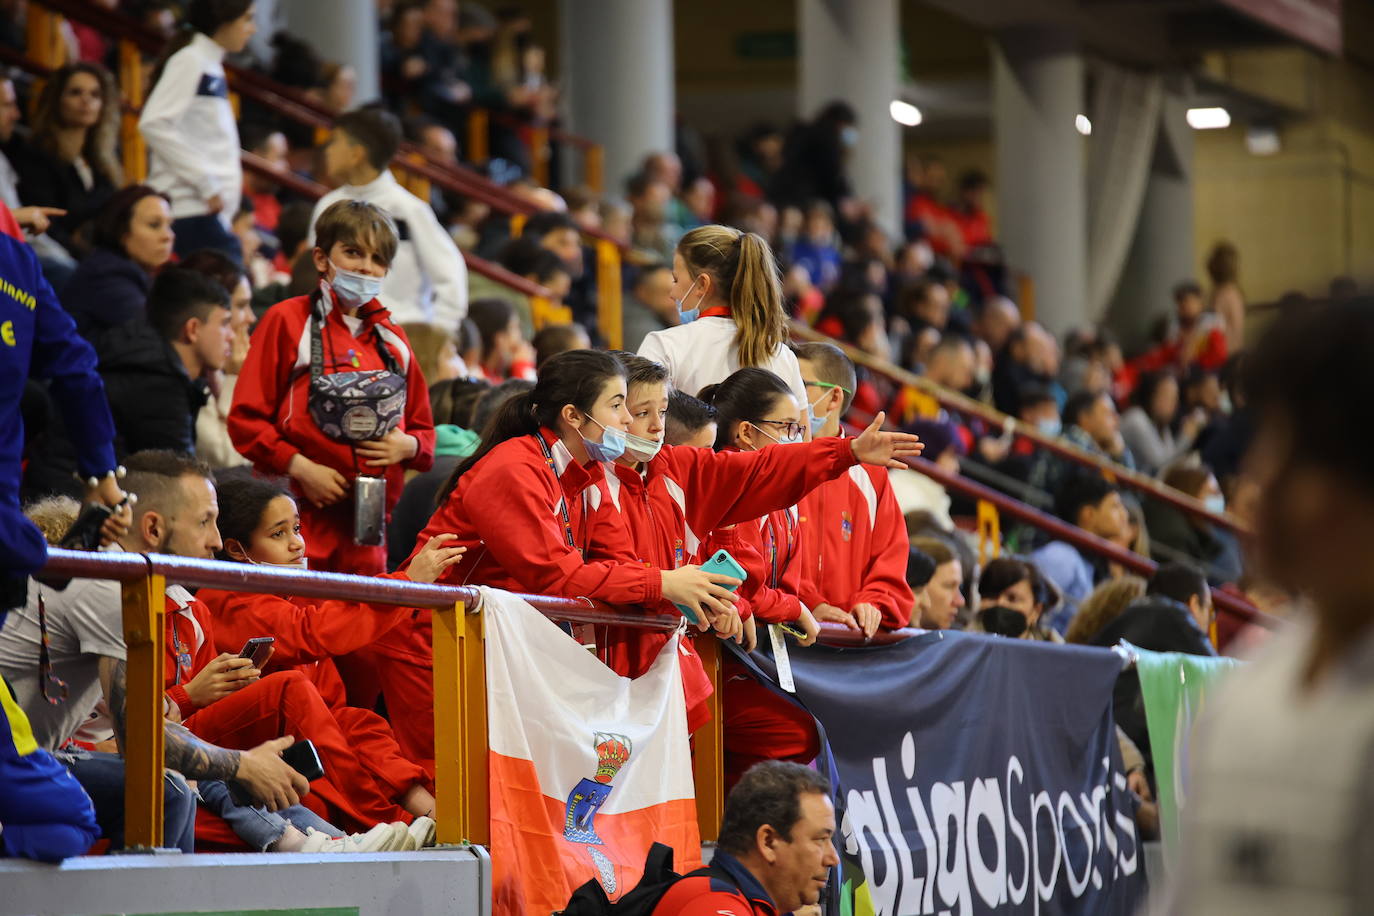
[
  {"x1": 278, "y1": 0, "x2": 380, "y2": 104},
  {"x1": 992, "y1": 29, "x2": 1087, "y2": 335},
  {"x1": 1103, "y1": 90, "x2": 1195, "y2": 349},
  {"x1": 559, "y1": 0, "x2": 674, "y2": 195},
  {"x1": 797, "y1": 0, "x2": 901, "y2": 235}
]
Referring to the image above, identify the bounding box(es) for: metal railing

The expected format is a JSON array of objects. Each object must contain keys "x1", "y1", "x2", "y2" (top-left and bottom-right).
[
  {"x1": 793, "y1": 321, "x2": 1250, "y2": 536},
  {"x1": 22, "y1": 0, "x2": 627, "y2": 347}
]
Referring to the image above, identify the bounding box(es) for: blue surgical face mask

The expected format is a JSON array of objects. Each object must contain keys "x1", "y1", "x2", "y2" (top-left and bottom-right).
[
  {"x1": 808, "y1": 403, "x2": 827, "y2": 436},
  {"x1": 1204, "y1": 494, "x2": 1226, "y2": 514},
  {"x1": 581, "y1": 415, "x2": 627, "y2": 463},
  {"x1": 675, "y1": 276, "x2": 705, "y2": 323},
  {"x1": 1036, "y1": 417, "x2": 1063, "y2": 438},
  {"x1": 329, "y1": 261, "x2": 384, "y2": 309},
  {"x1": 623, "y1": 430, "x2": 662, "y2": 464},
  {"x1": 840, "y1": 126, "x2": 859, "y2": 148}
]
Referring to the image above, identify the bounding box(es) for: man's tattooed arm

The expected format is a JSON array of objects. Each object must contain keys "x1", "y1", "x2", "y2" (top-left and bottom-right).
[{"x1": 100, "y1": 657, "x2": 241, "y2": 781}]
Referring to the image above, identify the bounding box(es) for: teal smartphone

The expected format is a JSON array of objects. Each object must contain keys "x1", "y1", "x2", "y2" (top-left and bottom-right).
[{"x1": 675, "y1": 549, "x2": 747, "y2": 624}]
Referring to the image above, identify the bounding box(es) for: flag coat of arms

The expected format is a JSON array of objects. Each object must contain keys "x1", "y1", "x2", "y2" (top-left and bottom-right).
[{"x1": 482, "y1": 589, "x2": 702, "y2": 915}]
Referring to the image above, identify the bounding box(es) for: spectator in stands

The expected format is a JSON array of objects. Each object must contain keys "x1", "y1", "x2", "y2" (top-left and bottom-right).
[
  {"x1": 468, "y1": 235, "x2": 572, "y2": 338},
  {"x1": 622, "y1": 262, "x2": 679, "y2": 352},
  {"x1": 413, "y1": 0, "x2": 479, "y2": 139},
  {"x1": 1133, "y1": 281, "x2": 1228, "y2": 376},
  {"x1": 1142, "y1": 464, "x2": 1243, "y2": 584},
  {"x1": 952, "y1": 170, "x2": 993, "y2": 249},
  {"x1": 229, "y1": 199, "x2": 437, "y2": 577},
  {"x1": 665, "y1": 390, "x2": 718, "y2": 448},
  {"x1": 1119, "y1": 369, "x2": 1203, "y2": 475},
  {"x1": 11, "y1": 62, "x2": 121, "y2": 257},
  {"x1": 774, "y1": 100, "x2": 857, "y2": 215},
  {"x1": 892, "y1": 278, "x2": 951, "y2": 370},
  {"x1": 1064, "y1": 574, "x2": 1147, "y2": 644},
  {"x1": 1176, "y1": 297, "x2": 1374, "y2": 909},
  {"x1": 467, "y1": 297, "x2": 535, "y2": 382},
  {"x1": 140, "y1": 0, "x2": 255, "y2": 262},
  {"x1": 972, "y1": 556, "x2": 1062, "y2": 642},
  {"x1": 994, "y1": 384, "x2": 1061, "y2": 487},
  {"x1": 887, "y1": 416, "x2": 960, "y2": 535},
  {"x1": 316, "y1": 61, "x2": 358, "y2": 114},
  {"x1": 923, "y1": 335, "x2": 976, "y2": 393},
  {"x1": 520, "y1": 210, "x2": 593, "y2": 328},
  {"x1": 639, "y1": 224, "x2": 808, "y2": 416},
  {"x1": 182, "y1": 248, "x2": 254, "y2": 469},
  {"x1": 910, "y1": 537, "x2": 964, "y2": 629},
  {"x1": 733, "y1": 122, "x2": 785, "y2": 202},
  {"x1": 795, "y1": 342, "x2": 914, "y2": 638},
  {"x1": 412, "y1": 119, "x2": 462, "y2": 227},
  {"x1": 380, "y1": 0, "x2": 428, "y2": 108},
  {"x1": 531, "y1": 322, "x2": 590, "y2": 371},
  {"x1": 906, "y1": 545, "x2": 937, "y2": 627},
  {"x1": 652, "y1": 761, "x2": 838, "y2": 916},
  {"x1": 240, "y1": 122, "x2": 289, "y2": 234},
  {"x1": 313, "y1": 107, "x2": 468, "y2": 326},
  {"x1": 1030, "y1": 391, "x2": 1134, "y2": 496},
  {"x1": 971, "y1": 295, "x2": 1021, "y2": 356},
  {"x1": 627, "y1": 172, "x2": 675, "y2": 262},
  {"x1": 1205, "y1": 241, "x2": 1245, "y2": 352},
  {"x1": 992, "y1": 321, "x2": 1061, "y2": 416},
  {"x1": 400, "y1": 321, "x2": 466, "y2": 384},
  {"x1": 97, "y1": 267, "x2": 231, "y2": 459},
  {"x1": 1032, "y1": 474, "x2": 1129, "y2": 634},
  {"x1": 785, "y1": 201, "x2": 842, "y2": 292},
  {"x1": 0, "y1": 68, "x2": 71, "y2": 273},
  {"x1": 61, "y1": 185, "x2": 175, "y2": 337}
]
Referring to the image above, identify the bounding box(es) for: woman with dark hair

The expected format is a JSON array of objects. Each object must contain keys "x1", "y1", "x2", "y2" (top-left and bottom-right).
[
  {"x1": 11, "y1": 62, "x2": 122, "y2": 255},
  {"x1": 1119, "y1": 368, "x2": 1204, "y2": 475},
  {"x1": 973, "y1": 556, "x2": 1063, "y2": 642},
  {"x1": 139, "y1": 0, "x2": 256, "y2": 261},
  {"x1": 59, "y1": 185, "x2": 174, "y2": 336}
]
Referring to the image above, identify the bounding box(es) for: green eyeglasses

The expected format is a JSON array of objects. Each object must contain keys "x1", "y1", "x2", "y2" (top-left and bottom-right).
[{"x1": 805, "y1": 380, "x2": 854, "y2": 396}]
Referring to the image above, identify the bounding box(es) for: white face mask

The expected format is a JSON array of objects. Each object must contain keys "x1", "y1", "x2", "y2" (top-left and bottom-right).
[
  {"x1": 1204, "y1": 494, "x2": 1226, "y2": 514},
  {"x1": 623, "y1": 430, "x2": 663, "y2": 464},
  {"x1": 249, "y1": 556, "x2": 308, "y2": 569}
]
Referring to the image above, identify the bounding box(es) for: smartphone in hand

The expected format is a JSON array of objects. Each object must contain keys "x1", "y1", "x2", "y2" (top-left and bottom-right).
[{"x1": 239, "y1": 637, "x2": 275, "y2": 669}]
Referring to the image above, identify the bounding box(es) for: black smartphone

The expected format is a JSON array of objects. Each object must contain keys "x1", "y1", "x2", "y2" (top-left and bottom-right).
[
  {"x1": 58, "y1": 502, "x2": 114, "y2": 552},
  {"x1": 281, "y1": 739, "x2": 325, "y2": 782},
  {"x1": 238, "y1": 636, "x2": 275, "y2": 668}
]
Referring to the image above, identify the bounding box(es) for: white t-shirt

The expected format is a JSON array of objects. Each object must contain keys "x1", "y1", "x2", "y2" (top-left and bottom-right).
[
  {"x1": 0, "y1": 575, "x2": 124, "y2": 751},
  {"x1": 1171, "y1": 614, "x2": 1374, "y2": 913},
  {"x1": 638, "y1": 318, "x2": 807, "y2": 414}
]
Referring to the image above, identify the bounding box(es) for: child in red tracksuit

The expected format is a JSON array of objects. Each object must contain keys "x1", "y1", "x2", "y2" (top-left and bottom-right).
[
  {"x1": 381, "y1": 351, "x2": 922, "y2": 760},
  {"x1": 585, "y1": 355, "x2": 915, "y2": 733},
  {"x1": 228, "y1": 200, "x2": 436, "y2": 577},
  {"x1": 199, "y1": 474, "x2": 465, "y2": 778},
  {"x1": 794, "y1": 342, "x2": 914, "y2": 637}
]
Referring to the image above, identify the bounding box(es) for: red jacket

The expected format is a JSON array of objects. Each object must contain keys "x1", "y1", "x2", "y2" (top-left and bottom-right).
[
  {"x1": 708, "y1": 507, "x2": 805, "y2": 625},
  {"x1": 797, "y1": 464, "x2": 914, "y2": 630},
  {"x1": 651, "y1": 852, "x2": 779, "y2": 916},
  {"x1": 587, "y1": 438, "x2": 862, "y2": 728},
  {"x1": 227, "y1": 288, "x2": 436, "y2": 511},
  {"x1": 163, "y1": 587, "x2": 221, "y2": 720}
]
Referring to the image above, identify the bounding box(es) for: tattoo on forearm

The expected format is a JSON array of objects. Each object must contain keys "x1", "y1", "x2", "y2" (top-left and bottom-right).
[{"x1": 108, "y1": 659, "x2": 241, "y2": 781}]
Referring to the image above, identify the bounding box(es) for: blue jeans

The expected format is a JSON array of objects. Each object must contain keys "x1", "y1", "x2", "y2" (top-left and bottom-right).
[
  {"x1": 59, "y1": 750, "x2": 196, "y2": 853},
  {"x1": 197, "y1": 780, "x2": 340, "y2": 851},
  {"x1": 172, "y1": 213, "x2": 241, "y2": 265}
]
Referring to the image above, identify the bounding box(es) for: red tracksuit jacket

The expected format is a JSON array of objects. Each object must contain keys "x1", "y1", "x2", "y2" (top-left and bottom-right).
[
  {"x1": 797, "y1": 464, "x2": 914, "y2": 630},
  {"x1": 227, "y1": 288, "x2": 436, "y2": 510},
  {"x1": 586, "y1": 438, "x2": 863, "y2": 728},
  {"x1": 164, "y1": 588, "x2": 220, "y2": 719}
]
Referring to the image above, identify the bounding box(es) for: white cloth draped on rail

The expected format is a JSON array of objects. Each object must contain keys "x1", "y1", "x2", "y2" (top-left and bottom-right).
[{"x1": 1087, "y1": 63, "x2": 1164, "y2": 321}]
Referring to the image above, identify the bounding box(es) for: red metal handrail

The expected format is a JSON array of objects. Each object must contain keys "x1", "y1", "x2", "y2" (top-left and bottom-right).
[{"x1": 794, "y1": 321, "x2": 1248, "y2": 536}]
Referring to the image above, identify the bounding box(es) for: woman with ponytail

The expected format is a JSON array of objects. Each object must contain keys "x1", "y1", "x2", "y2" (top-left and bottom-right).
[
  {"x1": 639, "y1": 224, "x2": 808, "y2": 422},
  {"x1": 139, "y1": 0, "x2": 256, "y2": 262}
]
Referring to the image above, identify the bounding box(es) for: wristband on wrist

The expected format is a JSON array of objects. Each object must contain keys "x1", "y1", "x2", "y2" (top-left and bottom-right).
[{"x1": 77, "y1": 466, "x2": 127, "y2": 489}]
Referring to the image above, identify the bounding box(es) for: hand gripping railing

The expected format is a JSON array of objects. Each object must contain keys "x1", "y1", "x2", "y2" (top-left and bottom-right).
[{"x1": 792, "y1": 321, "x2": 1249, "y2": 536}]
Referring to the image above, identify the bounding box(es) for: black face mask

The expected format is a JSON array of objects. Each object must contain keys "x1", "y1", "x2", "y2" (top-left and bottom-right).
[{"x1": 979, "y1": 605, "x2": 1029, "y2": 638}]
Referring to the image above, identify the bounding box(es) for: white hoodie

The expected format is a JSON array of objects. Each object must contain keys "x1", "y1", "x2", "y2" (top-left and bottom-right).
[{"x1": 139, "y1": 32, "x2": 241, "y2": 224}]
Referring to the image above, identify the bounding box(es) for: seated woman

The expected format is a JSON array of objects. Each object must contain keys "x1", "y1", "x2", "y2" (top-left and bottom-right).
[
  {"x1": 970, "y1": 556, "x2": 1064, "y2": 642},
  {"x1": 11, "y1": 62, "x2": 121, "y2": 257},
  {"x1": 60, "y1": 185, "x2": 175, "y2": 337}
]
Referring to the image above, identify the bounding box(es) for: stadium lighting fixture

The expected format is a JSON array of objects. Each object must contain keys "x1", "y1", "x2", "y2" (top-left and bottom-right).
[
  {"x1": 890, "y1": 100, "x2": 923, "y2": 127},
  {"x1": 1186, "y1": 107, "x2": 1231, "y2": 130},
  {"x1": 1075, "y1": 114, "x2": 1092, "y2": 136}
]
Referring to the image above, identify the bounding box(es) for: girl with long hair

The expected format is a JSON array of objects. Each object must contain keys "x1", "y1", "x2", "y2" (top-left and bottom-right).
[{"x1": 638, "y1": 224, "x2": 808, "y2": 424}]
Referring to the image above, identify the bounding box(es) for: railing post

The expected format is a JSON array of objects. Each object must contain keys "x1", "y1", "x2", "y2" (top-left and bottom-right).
[
  {"x1": 121, "y1": 570, "x2": 166, "y2": 850},
  {"x1": 528, "y1": 125, "x2": 550, "y2": 188},
  {"x1": 584, "y1": 144, "x2": 603, "y2": 195},
  {"x1": 509, "y1": 212, "x2": 526, "y2": 238},
  {"x1": 434, "y1": 598, "x2": 488, "y2": 846},
  {"x1": 25, "y1": 6, "x2": 65, "y2": 71},
  {"x1": 692, "y1": 637, "x2": 724, "y2": 842},
  {"x1": 118, "y1": 39, "x2": 147, "y2": 183},
  {"x1": 976, "y1": 500, "x2": 1002, "y2": 566},
  {"x1": 467, "y1": 109, "x2": 489, "y2": 164},
  {"x1": 595, "y1": 238, "x2": 623, "y2": 350}
]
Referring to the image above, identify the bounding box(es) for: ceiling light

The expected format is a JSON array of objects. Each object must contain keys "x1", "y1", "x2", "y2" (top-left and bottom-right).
[
  {"x1": 1186, "y1": 107, "x2": 1231, "y2": 130},
  {"x1": 890, "y1": 100, "x2": 923, "y2": 127},
  {"x1": 1075, "y1": 114, "x2": 1092, "y2": 136}
]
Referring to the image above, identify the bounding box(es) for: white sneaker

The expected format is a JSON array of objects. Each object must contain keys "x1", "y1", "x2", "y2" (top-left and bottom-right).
[
  {"x1": 349, "y1": 822, "x2": 399, "y2": 852},
  {"x1": 391, "y1": 821, "x2": 420, "y2": 851},
  {"x1": 407, "y1": 816, "x2": 436, "y2": 849},
  {"x1": 299, "y1": 828, "x2": 353, "y2": 853}
]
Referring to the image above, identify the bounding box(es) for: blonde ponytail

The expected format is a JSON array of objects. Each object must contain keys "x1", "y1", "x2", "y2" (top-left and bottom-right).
[{"x1": 676, "y1": 225, "x2": 787, "y2": 369}]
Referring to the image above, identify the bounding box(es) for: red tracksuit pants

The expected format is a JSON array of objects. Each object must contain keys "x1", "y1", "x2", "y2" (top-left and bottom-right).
[
  {"x1": 183, "y1": 671, "x2": 410, "y2": 833},
  {"x1": 721, "y1": 659, "x2": 820, "y2": 794}
]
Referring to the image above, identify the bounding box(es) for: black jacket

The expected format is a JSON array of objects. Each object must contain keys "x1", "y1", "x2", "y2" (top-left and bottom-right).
[
  {"x1": 94, "y1": 321, "x2": 208, "y2": 459},
  {"x1": 61, "y1": 246, "x2": 152, "y2": 339},
  {"x1": 9, "y1": 139, "x2": 115, "y2": 255},
  {"x1": 1091, "y1": 596, "x2": 1216, "y2": 787}
]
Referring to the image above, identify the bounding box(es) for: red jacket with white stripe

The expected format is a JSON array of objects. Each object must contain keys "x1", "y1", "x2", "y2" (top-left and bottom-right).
[
  {"x1": 706, "y1": 505, "x2": 806, "y2": 625},
  {"x1": 227, "y1": 287, "x2": 435, "y2": 510},
  {"x1": 163, "y1": 587, "x2": 220, "y2": 720},
  {"x1": 797, "y1": 463, "x2": 914, "y2": 630},
  {"x1": 587, "y1": 439, "x2": 860, "y2": 724}
]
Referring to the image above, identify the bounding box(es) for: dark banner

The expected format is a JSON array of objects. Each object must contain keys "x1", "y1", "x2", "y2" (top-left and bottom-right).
[{"x1": 787, "y1": 632, "x2": 1147, "y2": 915}]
